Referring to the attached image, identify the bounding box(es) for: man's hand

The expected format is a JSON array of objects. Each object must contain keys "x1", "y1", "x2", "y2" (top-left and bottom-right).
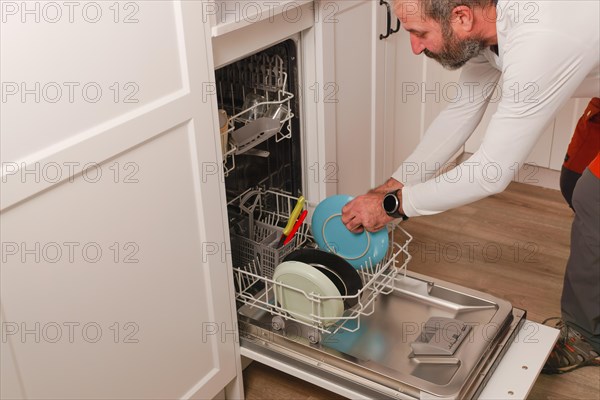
[{"x1": 341, "y1": 178, "x2": 404, "y2": 233}]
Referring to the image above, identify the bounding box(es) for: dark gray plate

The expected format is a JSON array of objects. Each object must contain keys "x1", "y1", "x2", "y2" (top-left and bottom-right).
[{"x1": 283, "y1": 248, "x2": 363, "y2": 309}]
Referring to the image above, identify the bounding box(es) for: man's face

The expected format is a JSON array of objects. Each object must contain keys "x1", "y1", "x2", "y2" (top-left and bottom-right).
[
  {"x1": 395, "y1": 0, "x2": 487, "y2": 70},
  {"x1": 425, "y1": 22, "x2": 487, "y2": 70}
]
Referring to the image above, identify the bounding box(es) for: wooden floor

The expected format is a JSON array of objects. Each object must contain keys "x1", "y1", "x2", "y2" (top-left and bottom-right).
[{"x1": 242, "y1": 182, "x2": 600, "y2": 400}]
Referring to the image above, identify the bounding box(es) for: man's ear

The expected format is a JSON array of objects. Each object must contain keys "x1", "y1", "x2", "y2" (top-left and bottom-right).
[{"x1": 450, "y1": 5, "x2": 475, "y2": 32}]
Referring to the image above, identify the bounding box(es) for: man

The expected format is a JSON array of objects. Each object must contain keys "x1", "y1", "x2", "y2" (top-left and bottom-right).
[{"x1": 341, "y1": 0, "x2": 599, "y2": 374}]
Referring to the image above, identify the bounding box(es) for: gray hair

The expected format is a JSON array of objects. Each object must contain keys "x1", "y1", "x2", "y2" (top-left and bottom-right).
[{"x1": 396, "y1": 0, "x2": 493, "y2": 23}]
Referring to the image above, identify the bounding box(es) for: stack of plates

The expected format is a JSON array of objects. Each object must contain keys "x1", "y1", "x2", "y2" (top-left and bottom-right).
[
  {"x1": 273, "y1": 248, "x2": 363, "y2": 327},
  {"x1": 272, "y1": 195, "x2": 389, "y2": 327}
]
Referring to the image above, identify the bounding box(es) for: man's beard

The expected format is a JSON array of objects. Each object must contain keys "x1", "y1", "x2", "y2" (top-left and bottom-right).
[{"x1": 424, "y1": 23, "x2": 487, "y2": 70}]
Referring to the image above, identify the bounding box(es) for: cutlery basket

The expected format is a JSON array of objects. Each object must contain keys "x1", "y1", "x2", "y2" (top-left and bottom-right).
[{"x1": 229, "y1": 189, "x2": 309, "y2": 279}]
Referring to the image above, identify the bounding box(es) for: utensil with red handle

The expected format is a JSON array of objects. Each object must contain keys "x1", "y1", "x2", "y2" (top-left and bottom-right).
[
  {"x1": 276, "y1": 196, "x2": 305, "y2": 247},
  {"x1": 283, "y1": 209, "x2": 308, "y2": 246}
]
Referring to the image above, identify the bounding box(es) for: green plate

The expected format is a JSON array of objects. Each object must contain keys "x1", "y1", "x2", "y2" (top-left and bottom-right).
[{"x1": 273, "y1": 261, "x2": 344, "y2": 327}]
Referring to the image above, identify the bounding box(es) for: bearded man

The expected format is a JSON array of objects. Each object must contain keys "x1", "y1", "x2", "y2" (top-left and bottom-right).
[{"x1": 341, "y1": 0, "x2": 599, "y2": 374}]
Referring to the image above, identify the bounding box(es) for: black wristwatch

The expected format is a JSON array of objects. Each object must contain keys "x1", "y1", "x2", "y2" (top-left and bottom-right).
[{"x1": 382, "y1": 189, "x2": 409, "y2": 221}]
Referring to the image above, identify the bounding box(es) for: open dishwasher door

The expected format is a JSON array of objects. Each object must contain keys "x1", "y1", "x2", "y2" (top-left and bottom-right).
[
  {"x1": 229, "y1": 189, "x2": 558, "y2": 399},
  {"x1": 238, "y1": 271, "x2": 542, "y2": 399}
]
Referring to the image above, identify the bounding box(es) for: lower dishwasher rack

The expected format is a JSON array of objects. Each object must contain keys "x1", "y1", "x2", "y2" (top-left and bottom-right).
[
  {"x1": 230, "y1": 188, "x2": 413, "y2": 341},
  {"x1": 237, "y1": 271, "x2": 524, "y2": 400}
]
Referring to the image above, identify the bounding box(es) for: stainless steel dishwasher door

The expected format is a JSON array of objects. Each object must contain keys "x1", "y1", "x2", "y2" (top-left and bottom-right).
[{"x1": 238, "y1": 271, "x2": 524, "y2": 399}]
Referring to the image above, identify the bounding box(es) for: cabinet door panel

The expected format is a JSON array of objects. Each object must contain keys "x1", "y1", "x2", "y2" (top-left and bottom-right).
[
  {"x1": 318, "y1": 1, "x2": 380, "y2": 196},
  {"x1": 465, "y1": 95, "x2": 554, "y2": 169},
  {"x1": 0, "y1": 1, "x2": 184, "y2": 164},
  {"x1": 465, "y1": 96, "x2": 591, "y2": 171},
  {"x1": 0, "y1": 1, "x2": 239, "y2": 399},
  {"x1": 0, "y1": 306, "x2": 24, "y2": 400},
  {"x1": 391, "y1": 29, "x2": 462, "y2": 171},
  {"x1": 391, "y1": 28, "x2": 426, "y2": 168}
]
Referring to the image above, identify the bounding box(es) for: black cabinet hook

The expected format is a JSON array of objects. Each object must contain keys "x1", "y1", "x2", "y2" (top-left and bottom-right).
[
  {"x1": 380, "y1": 0, "x2": 392, "y2": 40},
  {"x1": 380, "y1": 0, "x2": 402, "y2": 40}
]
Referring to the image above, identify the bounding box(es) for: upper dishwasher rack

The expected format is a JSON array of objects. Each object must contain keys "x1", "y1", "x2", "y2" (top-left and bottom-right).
[
  {"x1": 229, "y1": 188, "x2": 413, "y2": 342},
  {"x1": 216, "y1": 53, "x2": 295, "y2": 176}
]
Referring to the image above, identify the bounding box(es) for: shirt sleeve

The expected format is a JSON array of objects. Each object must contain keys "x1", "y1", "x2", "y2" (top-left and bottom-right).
[
  {"x1": 398, "y1": 30, "x2": 598, "y2": 217},
  {"x1": 392, "y1": 54, "x2": 501, "y2": 186}
]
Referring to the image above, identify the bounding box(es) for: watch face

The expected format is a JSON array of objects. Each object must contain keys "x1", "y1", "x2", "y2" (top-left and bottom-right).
[{"x1": 383, "y1": 193, "x2": 398, "y2": 213}]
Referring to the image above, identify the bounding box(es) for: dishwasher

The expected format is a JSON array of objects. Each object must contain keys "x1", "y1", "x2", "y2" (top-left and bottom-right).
[{"x1": 215, "y1": 39, "x2": 547, "y2": 400}]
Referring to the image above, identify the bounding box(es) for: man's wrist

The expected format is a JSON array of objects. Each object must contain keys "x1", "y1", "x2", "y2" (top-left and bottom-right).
[
  {"x1": 394, "y1": 188, "x2": 407, "y2": 219},
  {"x1": 382, "y1": 188, "x2": 408, "y2": 220},
  {"x1": 394, "y1": 187, "x2": 409, "y2": 220},
  {"x1": 371, "y1": 178, "x2": 404, "y2": 194}
]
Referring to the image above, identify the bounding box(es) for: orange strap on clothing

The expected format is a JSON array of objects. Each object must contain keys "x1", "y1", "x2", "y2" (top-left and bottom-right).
[
  {"x1": 589, "y1": 153, "x2": 600, "y2": 178},
  {"x1": 563, "y1": 97, "x2": 600, "y2": 175}
]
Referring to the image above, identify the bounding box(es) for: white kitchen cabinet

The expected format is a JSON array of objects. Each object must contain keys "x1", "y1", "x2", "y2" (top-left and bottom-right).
[
  {"x1": 315, "y1": 0, "x2": 391, "y2": 196},
  {"x1": 464, "y1": 95, "x2": 590, "y2": 170},
  {"x1": 205, "y1": 0, "x2": 313, "y2": 37},
  {"x1": 387, "y1": 28, "x2": 464, "y2": 175},
  {"x1": 462, "y1": 88, "x2": 554, "y2": 167},
  {"x1": 208, "y1": 1, "x2": 315, "y2": 69},
  {"x1": 319, "y1": 5, "x2": 466, "y2": 189},
  {"x1": 0, "y1": 1, "x2": 242, "y2": 399}
]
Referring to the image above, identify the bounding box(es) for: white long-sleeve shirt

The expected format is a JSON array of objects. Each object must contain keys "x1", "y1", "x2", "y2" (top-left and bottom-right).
[{"x1": 394, "y1": 0, "x2": 600, "y2": 217}]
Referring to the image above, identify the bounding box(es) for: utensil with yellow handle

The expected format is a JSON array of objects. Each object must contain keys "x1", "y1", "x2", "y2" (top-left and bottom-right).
[
  {"x1": 283, "y1": 209, "x2": 308, "y2": 246},
  {"x1": 277, "y1": 196, "x2": 305, "y2": 248}
]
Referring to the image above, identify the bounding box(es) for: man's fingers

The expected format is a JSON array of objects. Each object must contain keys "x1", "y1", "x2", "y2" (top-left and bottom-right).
[
  {"x1": 349, "y1": 224, "x2": 364, "y2": 233},
  {"x1": 341, "y1": 203, "x2": 355, "y2": 224},
  {"x1": 341, "y1": 200, "x2": 356, "y2": 215},
  {"x1": 343, "y1": 217, "x2": 364, "y2": 233},
  {"x1": 341, "y1": 211, "x2": 359, "y2": 225},
  {"x1": 341, "y1": 203, "x2": 351, "y2": 214}
]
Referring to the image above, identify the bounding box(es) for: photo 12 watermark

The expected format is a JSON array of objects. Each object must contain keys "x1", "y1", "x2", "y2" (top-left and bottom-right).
[
  {"x1": 2, "y1": 321, "x2": 140, "y2": 344},
  {"x1": 1, "y1": 241, "x2": 141, "y2": 264},
  {"x1": 2, "y1": 82, "x2": 140, "y2": 104},
  {"x1": 201, "y1": 319, "x2": 541, "y2": 346},
  {"x1": 395, "y1": 0, "x2": 540, "y2": 25},
  {"x1": 1, "y1": 1, "x2": 140, "y2": 24},
  {"x1": 400, "y1": 80, "x2": 540, "y2": 105},
  {"x1": 201, "y1": 1, "x2": 339, "y2": 25},
  {"x1": 395, "y1": 161, "x2": 540, "y2": 186},
  {"x1": 303, "y1": 81, "x2": 340, "y2": 104},
  {"x1": 1, "y1": 161, "x2": 140, "y2": 185},
  {"x1": 200, "y1": 241, "x2": 231, "y2": 264},
  {"x1": 408, "y1": 240, "x2": 539, "y2": 264}
]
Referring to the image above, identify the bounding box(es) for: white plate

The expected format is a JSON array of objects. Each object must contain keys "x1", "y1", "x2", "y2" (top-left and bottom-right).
[{"x1": 273, "y1": 261, "x2": 344, "y2": 327}]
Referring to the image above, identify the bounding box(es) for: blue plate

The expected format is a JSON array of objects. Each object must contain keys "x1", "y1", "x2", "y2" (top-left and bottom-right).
[
  {"x1": 321, "y1": 320, "x2": 386, "y2": 362},
  {"x1": 311, "y1": 195, "x2": 389, "y2": 269}
]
